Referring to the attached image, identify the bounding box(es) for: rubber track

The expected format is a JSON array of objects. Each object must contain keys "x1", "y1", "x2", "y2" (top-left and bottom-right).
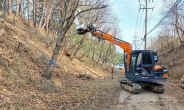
[{"x1": 120, "y1": 81, "x2": 141, "y2": 94}]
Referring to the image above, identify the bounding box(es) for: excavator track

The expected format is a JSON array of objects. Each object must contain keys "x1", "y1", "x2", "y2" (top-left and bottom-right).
[
  {"x1": 141, "y1": 83, "x2": 165, "y2": 94},
  {"x1": 119, "y1": 77, "x2": 165, "y2": 94},
  {"x1": 120, "y1": 80, "x2": 141, "y2": 94},
  {"x1": 151, "y1": 84, "x2": 165, "y2": 93}
]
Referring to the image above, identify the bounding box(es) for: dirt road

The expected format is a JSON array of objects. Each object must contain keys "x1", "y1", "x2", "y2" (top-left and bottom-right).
[{"x1": 117, "y1": 89, "x2": 184, "y2": 110}]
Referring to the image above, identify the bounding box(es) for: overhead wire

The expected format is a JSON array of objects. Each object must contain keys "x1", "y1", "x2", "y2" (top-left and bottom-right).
[
  {"x1": 134, "y1": 9, "x2": 140, "y2": 36},
  {"x1": 137, "y1": 11, "x2": 145, "y2": 49},
  {"x1": 133, "y1": 0, "x2": 145, "y2": 50},
  {"x1": 147, "y1": 0, "x2": 181, "y2": 35},
  {"x1": 135, "y1": 0, "x2": 144, "y2": 36},
  {"x1": 136, "y1": 0, "x2": 163, "y2": 49},
  {"x1": 135, "y1": 0, "x2": 147, "y2": 49},
  {"x1": 148, "y1": 0, "x2": 161, "y2": 20},
  {"x1": 137, "y1": 0, "x2": 156, "y2": 49},
  {"x1": 138, "y1": 24, "x2": 145, "y2": 49},
  {"x1": 137, "y1": 10, "x2": 144, "y2": 37},
  {"x1": 139, "y1": 0, "x2": 181, "y2": 49},
  {"x1": 145, "y1": 0, "x2": 161, "y2": 48},
  {"x1": 147, "y1": 0, "x2": 153, "y2": 18},
  {"x1": 147, "y1": 0, "x2": 164, "y2": 29},
  {"x1": 138, "y1": 38, "x2": 144, "y2": 50}
]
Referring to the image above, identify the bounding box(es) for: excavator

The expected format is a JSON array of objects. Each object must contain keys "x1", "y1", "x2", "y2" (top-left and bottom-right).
[{"x1": 77, "y1": 25, "x2": 168, "y2": 94}]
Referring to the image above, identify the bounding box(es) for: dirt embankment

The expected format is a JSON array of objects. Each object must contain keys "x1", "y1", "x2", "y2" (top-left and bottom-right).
[
  {"x1": 158, "y1": 46, "x2": 184, "y2": 79},
  {"x1": 0, "y1": 19, "x2": 122, "y2": 109}
]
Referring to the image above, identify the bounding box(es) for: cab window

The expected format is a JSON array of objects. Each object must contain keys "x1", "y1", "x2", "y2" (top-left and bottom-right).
[{"x1": 143, "y1": 52, "x2": 152, "y2": 64}]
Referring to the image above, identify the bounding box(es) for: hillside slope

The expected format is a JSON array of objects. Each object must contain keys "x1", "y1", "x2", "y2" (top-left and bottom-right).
[
  {"x1": 153, "y1": 43, "x2": 184, "y2": 106},
  {"x1": 158, "y1": 46, "x2": 184, "y2": 79},
  {"x1": 0, "y1": 19, "x2": 121, "y2": 109}
]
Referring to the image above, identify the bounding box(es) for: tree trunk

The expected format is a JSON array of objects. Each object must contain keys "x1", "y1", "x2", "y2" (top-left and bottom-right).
[
  {"x1": 175, "y1": 6, "x2": 184, "y2": 45},
  {"x1": 41, "y1": 1, "x2": 54, "y2": 33},
  {"x1": 165, "y1": 37, "x2": 170, "y2": 48},
  {"x1": 103, "y1": 43, "x2": 112, "y2": 63},
  {"x1": 16, "y1": 0, "x2": 20, "y2": 13},
  {"x1": 8, "y1": 0, "x2": 12, "y2": 16},
  {"x1": 78, "y1": 48, "x2": 92, "y2": 60},
  {"x1": 91, "y1": 40, "x2": 96, "y2": 60},
  {"x1": 161, "y1": 41, "x2": 164, "y2": 48},
  {"x1": 4, "y1": 0, "x2": 11, "y2": 16},
  {"x1": 96, "y1": 41, "x2": 105, "y2": 64},
  {"x1": 13, "y1": 0, "x2": 21, "y2": 23},
  {"x1": 70, "y1": 35, "x2": 85, "y2": 60},
  {"x1": 13, "y1": 0, "x2": 19, "y2": 23},
  {"x1": 44, "y1": 24, "x2": 65, "y2": 78},
  {"x1": 33, "y1": 0, "x2": 37, "y2": 27},
  {"x1": 96, "y1": 55, "x2": 101, "y2": 64},
  {"x1": 27, "y1": 0, "x2": 30, "y2": 26},
  {"x1": 46, "y1": 2, "x2": 54, "y2": 33},
  {"x1": 38, "y1": 0, "x2": 46, "y2": 28},
  {"x1": 19, "y1": 0, "x2": 23, "y2": 15},
  {"x1": 43, "y1": 0, "x2": 69, "y2": 79}
]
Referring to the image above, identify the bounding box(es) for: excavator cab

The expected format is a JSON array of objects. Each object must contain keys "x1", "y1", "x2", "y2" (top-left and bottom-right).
[{"x1": 125, "y1": 50, "x2": 168, "y2": 83}]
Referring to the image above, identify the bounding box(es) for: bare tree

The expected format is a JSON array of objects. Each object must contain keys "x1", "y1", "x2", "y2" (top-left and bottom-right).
[
  {"x1": 27, "y1": 0, "x2": 30, "y2": 26},
  {"x1": 41, "y1": 1, "x2": 54, "y2": 33},
  {"x1": 174, "y1": 6, "x2": 184, "y2": 45},
  {"x1": 3, "y1": 0, "x2": 12, "y2": 16},
  {"x1": 7, "y1": 0, "x2": 12, "y2": 16},
  {"x1": 33, "y1": 0, "x2": 37, "y2": 27},
  {"x1": 69, "y1": 34, "x2": 86, "y2": 60},
  {"x1": 158, "y1": 0, "x2": 184, "y2": 49},
  {"x1": 38, "y1": 0, "x2": 46, "y2": 28},
  {"x1": 43, "y1": 0, "x2": 108, "y2": 78}
]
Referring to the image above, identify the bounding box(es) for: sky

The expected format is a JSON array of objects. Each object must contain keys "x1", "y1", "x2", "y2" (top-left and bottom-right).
[{"x1": 110, "y1": 0, "x2": 164, "y2": 50}]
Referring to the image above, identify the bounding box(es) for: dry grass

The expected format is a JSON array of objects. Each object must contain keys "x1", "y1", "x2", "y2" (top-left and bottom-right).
[{"x1": 0, "y1": 17, "x2": 121, "y2": 109}]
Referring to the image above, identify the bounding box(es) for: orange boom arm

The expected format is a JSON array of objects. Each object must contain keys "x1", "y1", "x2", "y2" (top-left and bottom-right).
[
  {"x1": 77, "y1": 26, "x2": 133, "y2": 71},
  {"x1": 92, "y1": 31, "x2": 132, "y2": 71}
]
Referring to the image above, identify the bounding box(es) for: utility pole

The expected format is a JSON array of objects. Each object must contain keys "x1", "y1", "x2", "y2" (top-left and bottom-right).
[
  {"x1": 139, "y1": 0, "x2": 154, "y2": 49},
  {"x1": 145, "y1": 0, "x2": 148, "y2": 50}
]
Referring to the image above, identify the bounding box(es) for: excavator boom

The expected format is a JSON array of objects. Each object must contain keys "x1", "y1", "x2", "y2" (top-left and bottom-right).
[{"x1": 92, "y1": 31, "x2": 132, "y2": 70}]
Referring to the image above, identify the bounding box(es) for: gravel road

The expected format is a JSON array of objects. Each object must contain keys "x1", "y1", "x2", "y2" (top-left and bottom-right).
[{"x1": 117, "y1": 89, "x2": 184, "y2": 110}]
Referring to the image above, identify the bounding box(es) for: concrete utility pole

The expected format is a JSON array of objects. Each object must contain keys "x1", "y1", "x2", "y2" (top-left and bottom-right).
[
  {"x1": 145, "y1": 0, "x2": 148, "y2": 50},
  {"x1": 139, "y1": 0, "x2": 154, "y2": 50}
]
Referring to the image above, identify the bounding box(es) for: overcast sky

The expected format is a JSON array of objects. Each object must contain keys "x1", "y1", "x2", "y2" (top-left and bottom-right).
[{"x1": 110, "y1": 0, "x2": 164, "y2": 50}]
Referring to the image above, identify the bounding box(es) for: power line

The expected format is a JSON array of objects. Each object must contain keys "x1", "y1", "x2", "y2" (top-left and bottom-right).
[
  {"x1": 137, "y1": 10, "x2": 144, "y2": 36},
  {"x1": 148, "y1": 0, "x2": 161, "y2": 20},
  {"x1": 134, "y1": 9, "x2": 140, "y2": 35},
  {"x1": 138, "y1": 38, "x2": 144, "y2": 50},
  {"x1": 138, "y1": 26, "x2": 145, "y2": 50},
  {"x1": 147, "y1": 0, "x2": 181, "y2": 35},
  {"x1": 136, "y1": 0, "x2": 146, "y2": 35},
  {"x1": 132, "y1": 36, "x2": 140, "y2": 50},
  {"x1": 147, "y1": 0, "x2": 154, "y2": 18}
]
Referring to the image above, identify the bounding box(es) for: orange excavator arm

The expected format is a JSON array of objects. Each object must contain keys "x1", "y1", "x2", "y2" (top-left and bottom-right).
[{"x1": 77, "y1": 26, "x2": 133, "y2": 70}]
